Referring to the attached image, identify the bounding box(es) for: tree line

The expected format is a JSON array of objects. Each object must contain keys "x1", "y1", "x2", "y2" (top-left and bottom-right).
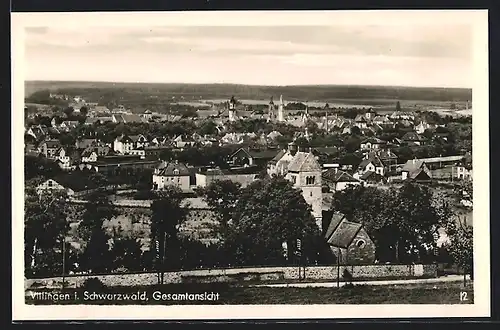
[{"x1": 25, "y1": 176, "x2": 472, "y2": 280}]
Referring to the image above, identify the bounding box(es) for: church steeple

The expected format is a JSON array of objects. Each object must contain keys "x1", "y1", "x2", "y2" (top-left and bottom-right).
[{"x1": 278, "y1": 95, "x2": 284, "y2": 122}]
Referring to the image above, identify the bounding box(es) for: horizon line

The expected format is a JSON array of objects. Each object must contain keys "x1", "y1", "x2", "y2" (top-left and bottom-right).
[{"x1": 25, "y1": 79, "x2": 472, "y2": 91}]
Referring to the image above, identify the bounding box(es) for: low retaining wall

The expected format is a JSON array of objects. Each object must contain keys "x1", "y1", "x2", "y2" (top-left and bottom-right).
[{"x1": 26, "y1": 264, "x2": 438, "y2": 289}]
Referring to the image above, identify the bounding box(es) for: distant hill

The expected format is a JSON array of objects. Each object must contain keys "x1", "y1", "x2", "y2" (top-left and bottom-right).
[{"x1": 25, "y1": 80, "x2": 472, "y2": 103}]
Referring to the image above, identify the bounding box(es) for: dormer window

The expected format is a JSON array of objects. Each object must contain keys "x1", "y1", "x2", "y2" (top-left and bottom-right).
[{"x1": 173, "y1": 169, "x2": 180, "y2": 175}]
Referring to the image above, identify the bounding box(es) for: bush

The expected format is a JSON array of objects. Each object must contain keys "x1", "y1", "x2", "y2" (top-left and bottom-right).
[{"x1": 81, "y1": 277, "x2": 106, "y2": 291}]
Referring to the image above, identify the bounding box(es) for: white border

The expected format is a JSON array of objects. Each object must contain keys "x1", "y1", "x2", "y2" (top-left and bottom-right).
[{"x1": 11, "y1": 10, "x2": 490, "y2": 320}]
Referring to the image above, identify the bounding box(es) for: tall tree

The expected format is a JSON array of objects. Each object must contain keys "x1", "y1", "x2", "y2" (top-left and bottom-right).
[
  {"x1": 24, "y1": 187, "x2": 70, "y2": 277},
  {"x1": 331, "y1": 183, "x2": 452, "y2": 262},
  {"x1": 63, "y1": 106, "x2": 75, "y2": 118},
  {"x1": 228, "y1": 177, "x2": 321, "y2": 266},
  {"x1": 77, "y1": 190, "x2": 117, "y2": 273},
  {"x1": 197, "y1": 180, "x2": 242, "y2": 242},
  {"x1": 444, "y1": 216, "x2": 473, "y2": 283},
  {"x1": 149, "y1": 187, "x2": 189, "y2": 284}
]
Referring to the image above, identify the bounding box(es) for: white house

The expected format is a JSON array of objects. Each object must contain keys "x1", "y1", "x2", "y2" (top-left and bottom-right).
[
  {"x1": 152, "y1": 161, "x2": 191, "y2": 191},
  {"x1": 113, "y1": 135, "x2": 135, "y2": 154}
]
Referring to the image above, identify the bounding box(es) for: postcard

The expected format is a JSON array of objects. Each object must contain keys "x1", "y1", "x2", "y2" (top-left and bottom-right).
[{"x1": 11, "y1": 10, "x2": 490, "y2": 320}]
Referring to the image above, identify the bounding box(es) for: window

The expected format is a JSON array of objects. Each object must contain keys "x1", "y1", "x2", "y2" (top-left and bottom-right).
[
  {"x1": 310, "y1": 191, "x2": 313, "y2": 197},
  {"x1": 291, "y1": 175, "x2": 297, "y2": 184},
  {"x1": 173, "y1": 169, "x2": 180, "y2": 175},
  {"x1": 48, "y1": 180, "x2": 53, "y2": 187},
  {"x1": 356, "y1": 239, "x2": 366, "y2": 248},
  {"x1": 306, "y1": 176, "x2": 316, "y2": 185}
]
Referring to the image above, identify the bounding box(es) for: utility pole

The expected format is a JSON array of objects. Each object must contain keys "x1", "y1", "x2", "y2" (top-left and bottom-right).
[{"x1": 337, "y1": 247, "x2": 340, "y2": 288}]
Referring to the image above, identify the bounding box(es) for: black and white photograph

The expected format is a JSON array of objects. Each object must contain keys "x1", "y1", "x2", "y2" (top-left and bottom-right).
[{"x1": 12, "y1": 10, "x2": 490, "y2": 320}]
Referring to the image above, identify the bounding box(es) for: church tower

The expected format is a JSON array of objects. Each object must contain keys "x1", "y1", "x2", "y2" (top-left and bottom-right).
[
  {"x1": 267, "y1": 96, "x2": 275, "y2": 122},
  {"x1": 277, "y1": 95, "x2": 285, "y2": 122},
  {"x1": 228, "y1": 96, "x2": 237, "y2": 122},
  {"x1": 302, "y1": 101, "x2": 309, "y2": 124},
  {"x1": 285, "y1": 151, "x2": 323, "y2": 230}
]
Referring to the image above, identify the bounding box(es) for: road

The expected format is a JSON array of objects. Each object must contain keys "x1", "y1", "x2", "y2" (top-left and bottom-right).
[{"x1": 251, "y1": 275, "x2": 470, "y2": 288}]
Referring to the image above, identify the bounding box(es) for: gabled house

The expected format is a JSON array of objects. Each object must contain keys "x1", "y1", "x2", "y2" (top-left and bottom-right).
[
  {"x1": 322, "y1": 211, "x2": 375, "y2": 265},
  {"x1": 360, "y1": 137, "x2": 386, "y2": 151},
  {"x1": 59, "y1": 121, "x2": 80, "y2": 130},
  {"x1": 113, "y1": 134, "x2": 136, "y2": 155},
  {"x1": 377, "y1": 149, "x2": 399, "y2": 173},
  {"x1": 36, "y1": 172, "x2": 99, "y2": 197},
  {"x1": 401, "y1": 159, "x2": 432, "y2": 181},
  {"x1": 322, "y1": 168, "x2": 362, "y2": 193},
  {"x1": 130, "y1": 134, "x2": 149, "y2": 149},
  {"x1": 230, "y1": 147, "x2": 279, "y2": 167},
  {"x1": 355, "y1": 155, "x2": 385, "y2": 177},
  {"x1": 38, "y1": 139, "x2": 62, "y2": 159},
  {"x1": 354, "y1": 114, "x2": 368, "y2": 129},
  {"x1": 402, "y1": 132, "x2": 426, "y2": 146},
  {"x1": 81, "y1": 145, "x2": 112, "y2": 163},
  {"x1": 151, "y1": 136, "x2": 169, "y2": 146},
  {"x1": 152, "y1": 161, "x2": 191, "y2": 191},
  {"x1": 415, "y1": 121, "x2": 433, "y2": 134},
  {"x1": 26, "y1": 125, "x2": 49, "y2": 141}
]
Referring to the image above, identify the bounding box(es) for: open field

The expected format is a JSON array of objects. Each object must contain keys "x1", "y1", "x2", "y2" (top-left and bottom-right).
[{"x1": 25, "y1": 281, "x2": 473, "y2": 305}]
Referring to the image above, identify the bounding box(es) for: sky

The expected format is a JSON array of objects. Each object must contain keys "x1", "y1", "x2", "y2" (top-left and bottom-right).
[{"x1": 24, "y1": 24, "x2": 473, "y2": 88}]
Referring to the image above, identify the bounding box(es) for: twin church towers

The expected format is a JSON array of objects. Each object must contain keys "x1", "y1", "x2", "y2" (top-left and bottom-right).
[{"x1": 227, "y1": 95, "x2": 286, "y2": 122}]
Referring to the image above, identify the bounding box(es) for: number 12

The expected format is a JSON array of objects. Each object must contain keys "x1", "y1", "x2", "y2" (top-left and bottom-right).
[{"x1": 460, "y1": 291, "x2": 468, "y2": 301}]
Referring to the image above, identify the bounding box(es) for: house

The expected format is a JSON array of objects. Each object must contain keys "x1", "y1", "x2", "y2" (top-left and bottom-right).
[
  {"x1": 81, "y1": 146, "x2": 111, "y2": 163},
  {"x1": 26, "y1": 125, "x2": 49, "y2": 141},
  {"x1": 401, "y1": 159, "x2": 432, "y2": 181},
  {"x1": 355, "y1": 154, "x2": 385, "y2": 177},
  {"x1": 415, "y1": 121, "x2": 433, "y2": 134},
  {"x1": 267, "y1": 130, "x2": 283, "y2": 141},
  {"x1": 401, "y1": 132, "x2": 426, "y2": 146},
  {"x1": 322, "y1": 212, "x2": 375, "y2": 265},
  {"x1": 38, "y1": 139, "x2": 62, "y2": 159},
  {"x1": 359, "y1": 171, "x2": 385, "y2": 184},
  {"x1": 150, "y1": 136, "x2": 170, "y2": 146},
  {"x1": 372, "y1": 115, "x2": 391, "y2": 125},
  {"x1": 322, "y1": 169, "x2": 362, "y2": 192},
  {"x1": 152, "y1": 161, "x2": 191, "y2": 191},
  {"x1": 36, "y1": 172, "x2": 99, "y2": 197},
  {"x1": 267, "y1": 142, "x2": 299, "y2": 177},
  {"x1": 129, "y1": 148, "x2": 146, "y2": 159},
  {"x1": 142, "y1": 110, "x2": 153, "y2": 121},
  {"x1": 173, "y1": 135, "x2": 196, "y2": 149},
  {"x1": 122, "y1": 114, "x2": 147, "y2": 124},
  {"x1": 113, "y1": 135, "x2": 136, "y2": 154},
  {"x1": 360, "y1": 137, "x2": 385, "y2": 151},
  {"x1": 229, "y1": 147, "x2": 279, "y2": 167},
  {"x1": 354, "y1": 114, "x2": 368, "y2": 129},
  {"x1": 59, "y1": 121, "x2": 80, "y2": 130},
  {"x1": 390, "y1": 111, "x2": 415, "y2": 121},
  {"x1": 131, "y1": 134, "x2": 149, "y2": 149},
  {"x1": 377, "y1": 149, "x2": 399, "y2": 173}
]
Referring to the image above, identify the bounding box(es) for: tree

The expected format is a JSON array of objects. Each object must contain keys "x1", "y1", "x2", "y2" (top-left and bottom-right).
[
  {"x1": 25, "y1": 155, "x2": 62, "y2": 180},
  {"x1": 79, "y1": 106, "x2": 89, "y2": 117},
  {"x1": 109, "y1": 230, "x2": 145, "y2": 272},
  {"x1": 149, "y1": 187, "x2": 189, "y2": 284},
  {"x1": 396, "y1": 101, "x2": 402, "y2": 112},
  {"x1": 227, "y1": 177, "x2": 321, "y2": 266},
  {"x1": 198, "y1": 120, "x2": 218, "y2": 136},
  {"x1": 331, "y1": 183, "x2": 452, "y2": 262},
  {"x1": 63, "y1": 107, "x2": 75, "y2": 118},
  {"x1": 24, "y1": 188, "x2": 70, "y2": 277},
  {"x1": 77, "y1": 190, "x2": 117, "y2": 243},
  {"x1": 444, "y1": 216, "x2": 473, "y2": 284},
  {"x1": 197, "y1": 180, "x2": 242, "y2": 242}
]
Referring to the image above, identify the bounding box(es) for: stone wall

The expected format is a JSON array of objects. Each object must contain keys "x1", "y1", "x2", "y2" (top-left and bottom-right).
[{"x1": 26, "y1": 264, "x2": 438, "y2": 289}]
